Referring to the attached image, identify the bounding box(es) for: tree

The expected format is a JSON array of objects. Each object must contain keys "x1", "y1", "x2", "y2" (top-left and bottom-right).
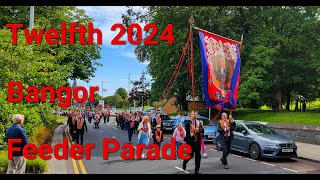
[
  {"x1": 94, "y1": 93, "x2": 103, "y2": 106},
  {"x1": 112, "y1": 94, "x2": 123, "y2": 108},
  {"x1": 115, "y1": 87, "x2": 128, "y2": 99},
  {"x1": 128, "y1": 72, "x2": 151, "y2": 109},
  {"x1": 122, "y1": 6, "x2": 320, "y2": 112}
]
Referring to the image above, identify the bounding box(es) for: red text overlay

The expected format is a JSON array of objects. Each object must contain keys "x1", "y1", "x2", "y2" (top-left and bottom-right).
[
  {"x1": 7, "y1": 138, "x2": 191, "y2": 161},
  {"x1": 6, "y1": 22, "x2": 175, "y2": 45},
  {"x1": 7, "y1": 81, "x2": 99, "y2": 108}
]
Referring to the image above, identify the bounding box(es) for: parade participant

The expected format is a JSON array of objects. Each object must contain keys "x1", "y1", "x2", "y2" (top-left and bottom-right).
[
  {"x1": 107, "y1": 106, "x2": 110, "y2": 124},
  {"x1": 71, "y1": 113, "x2": 77, "y2": 141},
  {"x1": 217, "y1": 112, "x2": 236, "y2": 169},
  {"x1": 88, "y1": 111, "x2": 93, "y2": 124},
  {"x1": 153, "y1": 124, "x2": 163, "y2": 148},
  {"x1": 121, "y1": 113, "x2": 126, "y2": 130},
  {"x1": 115, "y1": 113, "x2": 120, "y2": 128},
  {"x1": 94, "y1": 114, "x2": 100, "y2": 128},
  {"x1": 76, "y1": 115, "x2": 88, "y2": 145},
  {"x1": 137, "y1": 115, "x2": 151, "y2": 159},
  {"x1": 127, "y1": 114, "x2": 135, "y2": 143},
  {"x1": 67, "y1": 111, "x2": 75, "y2": 139},
  {"x1": 152, "y1": 114, "x2": 164, "y2": 143},
  {"x1": 182, "y1": 110, "x2": 204, "y2": 174},
  {"x1": 172, "y1": 122, "x2": 186, "y2": 157},
  {"x1": 134, "y1": 113, "x2": 140, "y2": 134},
  {"x1": 103, "y1": 111, "x2": 107, "y2": 124},
  {"x1": 199, "y1": 120, "x2": 208, "y2": 158},
  {"x1": 5, "y1": 114, "x2": 28, "y2": 174}
]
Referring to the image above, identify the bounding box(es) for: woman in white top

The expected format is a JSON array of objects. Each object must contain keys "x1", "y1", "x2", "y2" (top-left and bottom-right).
[{"x1": 137, "y1": 115, "x2": 151, "y2": 158}]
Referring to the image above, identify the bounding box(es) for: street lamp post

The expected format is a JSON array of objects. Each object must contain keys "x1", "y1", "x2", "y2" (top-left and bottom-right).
[{"x1": 29, "y1": 6, "x2": 34, "y2": 50}]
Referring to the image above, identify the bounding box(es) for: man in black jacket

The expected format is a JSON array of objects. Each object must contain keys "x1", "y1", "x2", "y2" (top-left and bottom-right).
[
  {"x1": 182, "y1": 110, "x2": 204, "y2": 174},
  {"x1": 66, "y1": 111, "x2": 76, "y2": 141},
  {"x1": 216, "y1": 112, "x2": 236, "y2": 169},
  {"x1": 75, "y1": 115, "x2": 88, "y2": 145}
]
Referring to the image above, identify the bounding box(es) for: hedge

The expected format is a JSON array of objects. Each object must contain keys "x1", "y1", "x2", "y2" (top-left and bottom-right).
[{"x1": 0, "y1": 151, "x2": 47, "y2": 174}]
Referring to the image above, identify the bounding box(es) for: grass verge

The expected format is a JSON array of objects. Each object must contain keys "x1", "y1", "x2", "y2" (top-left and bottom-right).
[{"x1": 232, "y1": 109, "x2": 320, "y2": 125}]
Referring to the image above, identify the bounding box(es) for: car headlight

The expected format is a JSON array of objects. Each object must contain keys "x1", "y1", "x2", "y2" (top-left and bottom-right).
[{"x1": 265, "y1": 143, "x2": 279, "y2": 147}]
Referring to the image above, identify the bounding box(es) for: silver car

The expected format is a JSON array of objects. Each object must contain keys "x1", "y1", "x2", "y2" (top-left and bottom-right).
[{"x1": 215, "y1": 121, "x2": 298, "y2": 160}]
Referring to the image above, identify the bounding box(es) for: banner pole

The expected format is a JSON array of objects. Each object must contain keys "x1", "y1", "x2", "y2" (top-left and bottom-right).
[{"x1": 189, "y1": 17, "x2": 195, "y2": 112}]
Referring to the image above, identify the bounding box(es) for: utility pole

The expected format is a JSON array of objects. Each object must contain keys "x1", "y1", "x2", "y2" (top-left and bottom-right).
[
  {"x1": 29, "y1": 6, "x2": 34, "y2": 50},
  {"x1": 101, "y1": 80, "x2": 107, "y2": 98}
]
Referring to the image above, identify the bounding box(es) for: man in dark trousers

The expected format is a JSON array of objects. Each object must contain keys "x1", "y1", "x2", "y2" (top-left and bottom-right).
[
  {"x1": 217, "y1": 112, "x2": 236, "y2": 169},
  {"x1": 182, "y1": 110, "x2": 204, "y2": 174},
  {"x1": 76, "y1": 115, "x2": 88, "y2": 145},
  {"x1": 5, "y1": 114, "x2": 28, "y2": 174},
  {"x1": 66, "y1": 111, "x2": 76, "y2": 141}
]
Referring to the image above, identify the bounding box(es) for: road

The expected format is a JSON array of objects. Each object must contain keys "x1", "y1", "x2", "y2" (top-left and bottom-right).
[{"x1": 64, "y1": 117, "x2": 320, "y2": 174}]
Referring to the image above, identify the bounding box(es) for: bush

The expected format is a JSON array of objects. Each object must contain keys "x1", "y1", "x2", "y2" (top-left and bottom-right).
[
  {"x1": 0, "y1": 151, "x2": 47, "y2": 174},
  {"x1": 26, "y1": 157, "x2": 48, "y2": 174},
  {"x1": 29, "y1": 126, "x2": 54, "y2": 148}
]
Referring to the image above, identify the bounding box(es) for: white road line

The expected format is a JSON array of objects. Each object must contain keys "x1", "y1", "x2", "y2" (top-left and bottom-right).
[
  {"x1": 112, "y1": 136, "x2": 116, "y2": 138},
  {"x1": 282, "y1": 168, "x2": 298, "y2": 173},
  {"x1": 232, "y1": 154, "x2": 242, "y2": 158},
  {"x1": 100, "y1": 131, "x2": 103, "y2": 133},
  {"x1": 261, "y1": 162, "x2": 275, "y2": 166},
  {"x1": 175, "y1": 167, "x2": 190, "y2": 174},
  {"x1": 209, "y1": 149, "x2": 215, "y2": 150},
  {"x1": 133, "y1": 146, "x2": 137, "y2": 149},
  {"x1": 245, "y1": 158, "x2": 256, "y2": 162}
]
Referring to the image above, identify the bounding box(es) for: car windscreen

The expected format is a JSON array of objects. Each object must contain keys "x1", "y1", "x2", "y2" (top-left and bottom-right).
[
  {"x1": 246, "y1": 124, "x2": 277, "y2": 134},
  {"x1": 198, "y1": 118, "x2": 213, "y2": 126},
  {"x1": 161, "y1": 115, "x2": 170, "y2": 120}
]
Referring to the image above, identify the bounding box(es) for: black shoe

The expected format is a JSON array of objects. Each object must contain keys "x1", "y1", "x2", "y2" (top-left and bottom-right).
[
  {"x1": 195, "y1": 171, "x2": 201, "y2": 174},
  {"x1": 224, "y1": 165, "x2": 229, "y2": 169},
  {"x1": 182, "y1": 163, "x2": 186, "y2": 171},
  {"x1": 220, "y1": 159, "x2": 224, "y2": 165}
]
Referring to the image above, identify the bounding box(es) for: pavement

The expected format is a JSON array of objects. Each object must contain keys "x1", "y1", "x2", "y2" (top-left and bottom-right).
[
  {"x1": 295, "y1": 142, "x2": 320, "y2": 163},
  {"x1": 47, "y1": 117, "x2": 320, "y2": 174}
]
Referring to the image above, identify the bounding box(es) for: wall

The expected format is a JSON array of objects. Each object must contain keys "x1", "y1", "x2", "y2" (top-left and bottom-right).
[{"x1": 267, "y1": 123, "x2": 320, "y2": 145}]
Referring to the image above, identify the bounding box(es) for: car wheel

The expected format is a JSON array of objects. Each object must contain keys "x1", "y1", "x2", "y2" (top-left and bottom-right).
[
  {"x1": 216, "y1": 141, "x2": 222, "y2": 151},
  {"x1": 249, "y1": 143, "x2": 261, "y2": 160}
]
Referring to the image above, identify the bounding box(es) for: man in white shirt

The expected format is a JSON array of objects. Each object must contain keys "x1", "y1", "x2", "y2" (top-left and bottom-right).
[{"x1": 216, "y1": 112, "x2": 236, "y2": 169}]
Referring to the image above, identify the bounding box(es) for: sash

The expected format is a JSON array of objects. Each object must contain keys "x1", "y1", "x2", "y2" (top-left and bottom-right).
[{"x1": 220, "y1": 119, "x2": 230, "y2": 140}]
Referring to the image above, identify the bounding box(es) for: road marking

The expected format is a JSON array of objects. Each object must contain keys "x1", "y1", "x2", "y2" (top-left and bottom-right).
[
  {"x1": 65, "y1": 127, "x2": 88, "y2": 174},
  {"x1": 282, "y1": 168, "x2": 298, "y2": 173},
  {"x1": 65, "y1": 129, "x2": 79, "y2": 174},
  {"x1": 100, "y1": 131, "x2": 103, "y2": 133},
  {"x1": 133, "y1": 146, "x2": 137, "y2": 149},
  {"x1": 175, "y1": 167, "x2": 190, "y2": 174},
  {"x1": 245, "y1": 158, "x2": 256, "y2": 161},
  {"x1": 78, "y1": 160, "x2": 88, "y2": 174},
  {"x1": 112, "y1": 136, "x2": 116, "y2": 138},
  {"x1": 209, "y1": 149, "x2": 215, "y2": 150},
  {"x1": 232, "y1": 154, "x2": 242, "y2": 158},
  {"x1": 261, "y1": 162, "x2": 275, "y2": 166}
]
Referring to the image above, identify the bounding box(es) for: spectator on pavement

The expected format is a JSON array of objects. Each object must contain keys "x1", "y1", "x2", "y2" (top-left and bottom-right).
[{"x1": 5, "y1": 114, "x2": 28, "y2": 174}]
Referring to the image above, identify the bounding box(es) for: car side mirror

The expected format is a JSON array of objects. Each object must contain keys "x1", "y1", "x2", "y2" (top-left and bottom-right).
[{"x1": 241, "y1": 130, "x2": 247, "y2": 135}]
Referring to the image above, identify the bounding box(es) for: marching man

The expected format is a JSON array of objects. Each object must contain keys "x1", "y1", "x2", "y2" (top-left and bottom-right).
[{"x1": 217, "y1": 112, "x2": 236, "y2": 169}]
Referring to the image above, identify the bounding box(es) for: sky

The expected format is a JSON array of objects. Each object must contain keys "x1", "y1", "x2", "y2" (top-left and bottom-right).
[{"x1": 69, "y1": 6, "x2": 151, "y2": 98}]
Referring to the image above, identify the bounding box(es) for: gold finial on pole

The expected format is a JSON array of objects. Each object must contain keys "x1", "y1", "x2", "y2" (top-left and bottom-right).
[{"x1": 189, "y1": 16, "x2": 194, "y2": 25}]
